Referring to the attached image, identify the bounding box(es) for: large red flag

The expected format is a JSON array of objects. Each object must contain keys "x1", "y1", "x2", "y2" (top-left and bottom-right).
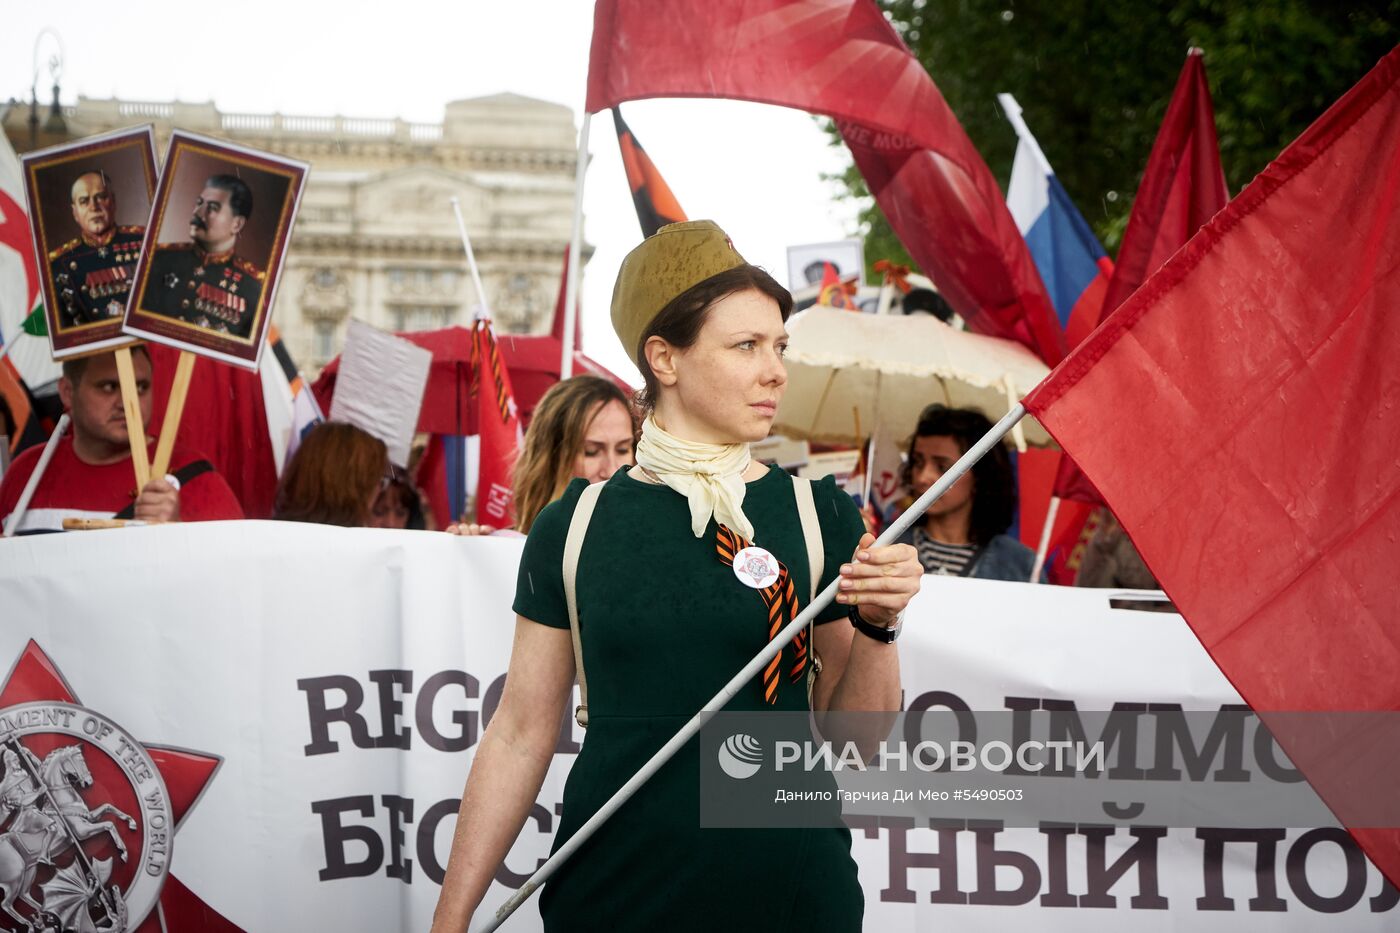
[
  {"x1": 473, "y1": 318, "x2": 522, "y2": 527},
  {"x1": 1024, "y1": 45, "x2": 1400, "y2": 885},
  {"x1": 586, "y1": 0, "x2": 1065, "y2": 366},
  {"x1": 1053, "y1": 48, "x2": 1228, "y2": 506}
]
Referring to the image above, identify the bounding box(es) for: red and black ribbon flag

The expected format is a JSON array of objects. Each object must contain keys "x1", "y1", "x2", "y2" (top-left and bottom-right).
[
  {"x1": 714, "y1": 525, "x2": 808, "y2": 705},
  {"x1": 612, "y1": 107, "x2": 688, "y2": 238}
]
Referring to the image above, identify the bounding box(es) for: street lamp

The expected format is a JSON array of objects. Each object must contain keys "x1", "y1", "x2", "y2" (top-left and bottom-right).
[{"x1": 29, "y1": 28, "x2": 66, "y2": 149}]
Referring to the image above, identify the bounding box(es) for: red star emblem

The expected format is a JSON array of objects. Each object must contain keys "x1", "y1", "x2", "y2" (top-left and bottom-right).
[{"x1": 0, "y1": 641, "x2": 243, "y2": 932}]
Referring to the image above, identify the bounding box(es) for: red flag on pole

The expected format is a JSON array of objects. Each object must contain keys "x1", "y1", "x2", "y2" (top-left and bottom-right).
[
  {"x1": 473, "y1": 319, "x2": 522, "y2": 528},
  {"x1": 586, "y1": 0, "x2": 1065, "y2": 366},
  {"x1": 613, "y1": 107, "x2": 688, "y2": 238},
  {"x1": 1089, "y1": 49, "x2": 1229, "y2": 343},
  {"x1": 550, "y1": 246, "x2": 583, "y2": 352},
  {"x1": 1053, "y1": 48, "x2": 1229, "y2": 506},
  {"x1": 1025, "y1": 45, "x2": 1400, "y2": 885}
]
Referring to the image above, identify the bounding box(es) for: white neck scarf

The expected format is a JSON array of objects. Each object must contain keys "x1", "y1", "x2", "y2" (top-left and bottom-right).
[{"x1": 634, "y1": 415, "x2": 755, "y2": 541}]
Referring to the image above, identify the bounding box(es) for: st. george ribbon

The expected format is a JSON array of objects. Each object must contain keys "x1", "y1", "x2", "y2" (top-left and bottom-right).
[{"x1": 472, "y1": 405, "x2": 1031, "y2": 932}]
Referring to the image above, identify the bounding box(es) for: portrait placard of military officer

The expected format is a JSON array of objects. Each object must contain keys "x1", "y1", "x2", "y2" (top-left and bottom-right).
[
  {"x1": 126, "y1": 131, "x2": 308, "y2": 372},
  {"x1": 20, "y1": 126, "x2": 158, "y2": 359}
]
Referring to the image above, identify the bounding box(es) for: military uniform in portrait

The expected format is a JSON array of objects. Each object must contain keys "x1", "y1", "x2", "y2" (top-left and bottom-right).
[
  {"x1": 143, "y1": 243, "x2": 265, "y2": 339},
  {"x1": 48, "y1": 225, "x2": 146, "y2": 328}
]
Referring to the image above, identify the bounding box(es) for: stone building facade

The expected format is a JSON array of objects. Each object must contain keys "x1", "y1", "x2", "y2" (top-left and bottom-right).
[{"x1": 3, "y1": 93, "x2": 584, "y2": 374}]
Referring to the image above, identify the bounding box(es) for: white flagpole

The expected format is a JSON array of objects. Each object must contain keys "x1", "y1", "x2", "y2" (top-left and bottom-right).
[
  {"x1": 3, "y1": 413, "x2": 69, "y2": 537},
  {"x1": 473, "y1": 404, "x2": 1029, "y2": 933},
  {"x1": 875, "y1": 279, "x2": 895, "y2": 315},
  {"x1": 996, "y1": 93, "x2": 1055, "y2": 177},
  {"x1": 450, "y1": 197, "x2": 492, "y2": 321},
  {"x1": 1000, "y1": 92, "x2": 1060, "y2": 584},
  {"x1": 862, "y1": 371, "x2": 881, "y2": 505},
  {"x1": 1001, "y1": 373, "x2": 1028, "y2": 453},
  {"x1": 1029, "y1": 494, "x2": 1061, "y2": 583},
  {"x1": 561, "y1": 112, "x2": 592, "y2": 379},
  {"x1": 861, "y1": 432, "x2": 876, "y2": 506}
]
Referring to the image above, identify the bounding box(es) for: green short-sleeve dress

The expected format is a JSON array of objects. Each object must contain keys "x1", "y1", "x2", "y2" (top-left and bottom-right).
[{"x1": 513, "y1": 464, "x2": 867, "y2": 932}]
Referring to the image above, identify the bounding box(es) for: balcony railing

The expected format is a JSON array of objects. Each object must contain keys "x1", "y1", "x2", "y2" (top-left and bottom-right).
[
  {"x1": 62, "y1": 98, "x2": 447, "y2": 144},
  {"x1": 219, "y1": 111, "x2": 442, "y2": 143}
]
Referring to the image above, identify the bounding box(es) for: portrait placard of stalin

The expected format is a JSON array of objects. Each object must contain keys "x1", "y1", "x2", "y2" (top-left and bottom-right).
[{"x1": 144, "y1": 174, "x2": 264, "y2": 338}]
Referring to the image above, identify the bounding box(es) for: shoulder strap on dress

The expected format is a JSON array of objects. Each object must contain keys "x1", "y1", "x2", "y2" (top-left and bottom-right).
[
  {"x1": 791, "y1": 476, "x2": 823, "y2": 603},
  {"x1": 563, "y1": 481, "x2": 605, "y2": 728}
]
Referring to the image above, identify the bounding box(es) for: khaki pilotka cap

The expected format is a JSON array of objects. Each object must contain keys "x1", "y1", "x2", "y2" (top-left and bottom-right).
[{"x1": 610, "y1": 220, "x2": 747, "y2": 362}]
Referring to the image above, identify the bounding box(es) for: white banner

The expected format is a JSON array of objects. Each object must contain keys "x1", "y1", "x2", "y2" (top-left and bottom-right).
[{"x1": 0, "y1": 522, "x2": 1394, "y2": 931}]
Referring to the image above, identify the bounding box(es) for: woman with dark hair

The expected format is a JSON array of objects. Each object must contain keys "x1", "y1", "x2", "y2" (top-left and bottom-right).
[
  {"x1": 431, "y1": 221, "x2": 921, "y2": 932},
  {"x1": 897, "y1": 403, "x2": 1039, "y2": 581},
  {"x1": 273, "y1": 421, "x2": 389, "y2": 527},
  {"x1": 369, "y1": 467, "x2": 427, "y2": 530}
]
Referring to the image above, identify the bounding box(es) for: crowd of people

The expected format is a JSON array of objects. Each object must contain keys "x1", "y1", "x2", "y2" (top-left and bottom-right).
[
  {"x1": 0, "y1": 340, "x2": 1147, "y2": 590},
  {"x1": 0, "y1": 218, "x2": 1169, "y2": 933}
]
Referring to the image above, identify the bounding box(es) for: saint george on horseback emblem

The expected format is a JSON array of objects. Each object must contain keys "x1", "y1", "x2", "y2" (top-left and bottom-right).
[
  {"x1": 0, "y1": 642, "x2": 222, "y2": 933},
  {"x1": 0, "y1": 707, "x2": 161, "y2": 933}
]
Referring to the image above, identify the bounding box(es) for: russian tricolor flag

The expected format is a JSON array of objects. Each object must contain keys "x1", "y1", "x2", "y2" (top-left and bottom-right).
[
  {"x1": 999, "y1": 94, "x2": 1113, "y2": 336},
  {"x1": 999, "y1": 94, "x2": 1109, "y2": 578}
]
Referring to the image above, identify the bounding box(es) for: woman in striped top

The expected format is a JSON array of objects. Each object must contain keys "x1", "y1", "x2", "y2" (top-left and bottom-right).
[{"x1": 895, "y1": 404, "x2": 1041, "y2": 582}]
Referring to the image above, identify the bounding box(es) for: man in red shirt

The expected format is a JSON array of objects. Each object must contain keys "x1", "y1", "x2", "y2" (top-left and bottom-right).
[{"x1": 0, "y1": 347, "x2": 244, "y2": 534}]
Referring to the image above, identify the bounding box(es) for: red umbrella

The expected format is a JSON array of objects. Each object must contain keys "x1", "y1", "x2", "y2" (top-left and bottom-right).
[
  {"x1": 309, "y1": 325, "x2": 634, "y2": 435},
  {"x1": 497, "y1": 330, "x2": 638, "y2": 425}
]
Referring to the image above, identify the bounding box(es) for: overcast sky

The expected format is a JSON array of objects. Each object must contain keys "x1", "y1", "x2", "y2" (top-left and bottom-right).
[{"x1": 2, "y1": 1, "x2": 864, "y2": 381}]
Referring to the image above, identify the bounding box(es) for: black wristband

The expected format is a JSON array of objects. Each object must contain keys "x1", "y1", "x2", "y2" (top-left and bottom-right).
[{"x1": 849, "y1": 605, "x2": 900, "y2": 643}]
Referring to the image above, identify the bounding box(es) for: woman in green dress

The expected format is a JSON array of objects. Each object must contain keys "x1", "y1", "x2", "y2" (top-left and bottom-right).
[{"x1": 432, "y1": 221, "x2": 921, "y2": 932}]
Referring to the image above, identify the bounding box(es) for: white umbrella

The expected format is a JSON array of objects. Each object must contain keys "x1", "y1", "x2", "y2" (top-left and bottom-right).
[{"x1": 773, "y1": 306, "x2": 1053, "y2": 448}]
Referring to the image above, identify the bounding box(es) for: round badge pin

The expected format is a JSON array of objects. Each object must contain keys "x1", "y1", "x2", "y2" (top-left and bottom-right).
[{"x1": 732, "y1": 546, "x2": 780, "y2": 589}]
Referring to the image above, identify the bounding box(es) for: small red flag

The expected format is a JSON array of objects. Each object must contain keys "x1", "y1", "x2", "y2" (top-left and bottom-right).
[
  {"x1": 1092, "y1": 49, "x2": 1229, "y2": 339},
  {"x1": 473, "y1": 319, "x2": 522, "y2": 528},
  {"x1": 550, "y1": 246, "x2": 583, "y2": 352},
  {"x1": 1054, "y1": 49, "x2": 1228, "y2": 505},
  {"x1": 1025, "y1": 45, "x2": 1400, "y2": 886}
]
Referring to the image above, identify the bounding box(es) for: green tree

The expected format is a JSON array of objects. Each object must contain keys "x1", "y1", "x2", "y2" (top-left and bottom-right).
[{"x1": 833, "y1": 0, "x2": 1398, "y2": 279}]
